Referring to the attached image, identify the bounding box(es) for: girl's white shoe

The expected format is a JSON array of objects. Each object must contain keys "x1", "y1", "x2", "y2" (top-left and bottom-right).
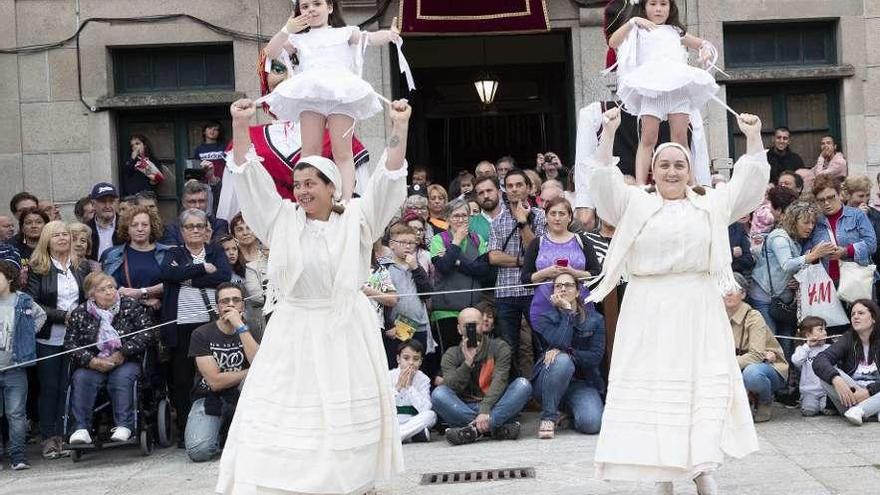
[{"x1": 694, "y1": 472, "x2": 719, "y2": 495}]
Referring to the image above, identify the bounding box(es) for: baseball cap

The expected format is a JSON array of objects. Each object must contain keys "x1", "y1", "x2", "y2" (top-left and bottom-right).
[{"x1": 90, "y1": 182, "x2": 119, "y2": 200}]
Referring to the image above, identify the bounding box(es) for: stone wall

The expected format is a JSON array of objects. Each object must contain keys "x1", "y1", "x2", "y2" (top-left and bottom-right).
[{"x1": 1, "y1": 0, "x2": 878, "y2": 217}]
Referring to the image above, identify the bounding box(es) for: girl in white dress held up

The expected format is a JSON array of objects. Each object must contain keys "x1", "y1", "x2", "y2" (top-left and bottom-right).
[
  {"x1": 584, "y1": 107, "x2": 768, "y2": 494},
  {"x1": 261, "y1": 0, "x2": 404, "y2": 201},
  {"x1": 608, "y1": 0, "x2": 719, "y2": 186},
  {"x1": 215, "y1": 97, "x2": 412, "y2": 494}
]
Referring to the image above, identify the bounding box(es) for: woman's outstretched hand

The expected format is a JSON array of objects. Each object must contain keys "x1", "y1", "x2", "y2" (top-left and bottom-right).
[
  {"x1": 602, "y1": 106, "x2": 622, "y2": 134},
  {"x1": 389, "y1": 99, "x2": 412, "y2": 125},
  {"x1": 736, "y1": 113, "x2": 761, "y2": 137},
  {"x1": 231, "y1": 99, "x2": 257, "y2": 127}
]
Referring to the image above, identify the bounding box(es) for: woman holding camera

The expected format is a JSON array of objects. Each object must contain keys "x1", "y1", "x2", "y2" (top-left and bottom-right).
[{"x1": 521, "y1": 197, "x2": 601, "y2": 325}]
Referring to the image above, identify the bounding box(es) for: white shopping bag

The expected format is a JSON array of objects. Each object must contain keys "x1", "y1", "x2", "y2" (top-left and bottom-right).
[
  {"x1": 837, "y1": 262, "x2": 875, "y2": 303},
  {"x1": 794, "y1": 264, "x2": 850, "y2": 327}
]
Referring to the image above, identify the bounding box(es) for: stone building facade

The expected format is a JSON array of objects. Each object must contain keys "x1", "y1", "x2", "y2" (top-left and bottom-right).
[{"x1": 0, "y1": 0, "x2": 878, "y2": 218}]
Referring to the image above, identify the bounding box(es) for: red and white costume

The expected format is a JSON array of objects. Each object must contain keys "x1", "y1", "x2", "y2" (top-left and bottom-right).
[{"x1": 217, "y1": 120, "x2": 369, "y2": 220}]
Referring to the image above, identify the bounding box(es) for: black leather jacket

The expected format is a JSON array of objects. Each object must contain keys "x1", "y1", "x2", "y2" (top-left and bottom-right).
[{"x1": 26, "y1": 261, "x2": 90, "y2": 340}]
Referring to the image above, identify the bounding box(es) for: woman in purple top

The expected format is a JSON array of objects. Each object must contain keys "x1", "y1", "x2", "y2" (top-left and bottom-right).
[{"x1": 521, "y1": 197, "x2": 602, "y2": 325}]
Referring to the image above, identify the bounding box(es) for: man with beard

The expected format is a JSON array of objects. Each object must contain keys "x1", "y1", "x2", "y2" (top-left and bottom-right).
[
  {"x1": 216, "y1": 50, "x2": 371, "y2": 220},
  {"x1": 469, "y1": 176, "x2": 503, "y2": 243}
]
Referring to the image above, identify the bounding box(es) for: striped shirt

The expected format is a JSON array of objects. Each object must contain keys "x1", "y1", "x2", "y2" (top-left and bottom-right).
[{"x1": 176, "y1": 249, "x2": 216, "y2": 325}]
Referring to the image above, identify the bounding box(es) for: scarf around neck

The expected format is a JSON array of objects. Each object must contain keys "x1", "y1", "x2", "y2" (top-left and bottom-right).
[{"x1": 87, "y1": 298, "x2": 122, "y2": 358}]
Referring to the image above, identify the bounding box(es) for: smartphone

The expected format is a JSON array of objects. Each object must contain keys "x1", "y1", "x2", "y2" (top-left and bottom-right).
[
  {"x1": 465, "y1": 322, "x2": 478, "y2": 348},
  {"x1": 555, "y1": 258, "x2": 569, "y2": 268}
]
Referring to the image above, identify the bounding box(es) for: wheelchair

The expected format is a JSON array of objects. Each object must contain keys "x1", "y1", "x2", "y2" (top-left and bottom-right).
[{"x1": 61, "y1": 349, "x2": 173, "y2": 462}]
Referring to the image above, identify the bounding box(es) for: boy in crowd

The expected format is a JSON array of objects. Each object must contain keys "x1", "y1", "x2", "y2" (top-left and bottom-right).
[
  {"x1": 791, "y1": 316, "x2": 831, "y2": 417},
  {"x1": 390, "y1": 340, "x2": 436, "y2": 442},
  {"x1": 381, "y1": 224, "x2": 433, "y2": 372},
  {"x1": 0, "y1": 246, "x2": 46, "y2": 470}
]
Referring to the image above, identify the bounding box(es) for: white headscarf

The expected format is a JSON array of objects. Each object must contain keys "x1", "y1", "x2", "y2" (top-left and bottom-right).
[
  {"x1": 297, "y1": 155, "x2": 343, "y2": 202},
  {"x1": 651, "y1": 142, "x2": 696, "y2": 186}
]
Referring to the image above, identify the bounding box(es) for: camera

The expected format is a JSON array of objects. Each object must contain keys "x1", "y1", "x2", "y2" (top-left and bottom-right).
[{"x1": 465, "y1": 322, "x2": 478, "y2": 348}]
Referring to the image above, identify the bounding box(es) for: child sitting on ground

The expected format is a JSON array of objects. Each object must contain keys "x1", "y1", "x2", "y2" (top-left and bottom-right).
[
  {"x1": 791, "y1": 316, "x2": 831, "y2": 416},
  {"x1": 389, "y1": 339, "x2": 436, "y2": 442}
]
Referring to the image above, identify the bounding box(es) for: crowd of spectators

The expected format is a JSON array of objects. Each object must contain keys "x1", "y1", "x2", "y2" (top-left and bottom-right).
[{"x1": 1, "y1": 128, "x2": 879, "y2": 472}]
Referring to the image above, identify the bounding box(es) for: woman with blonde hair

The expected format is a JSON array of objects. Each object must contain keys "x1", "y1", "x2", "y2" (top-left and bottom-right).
[
  {"x1": 25, "y1": 220, "x2": 90, "y2": 459},
  {"x1": 426, "y1": 184, "x2": 449, "y2": 233},
  {"x1": 69, "y1": 222, "x2": 101, "y2": 272}
]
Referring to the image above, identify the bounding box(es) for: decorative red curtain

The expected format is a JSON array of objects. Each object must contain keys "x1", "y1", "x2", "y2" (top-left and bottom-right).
[{"x1": 398, "y1": 0, "x2": 551, "y2": 34}]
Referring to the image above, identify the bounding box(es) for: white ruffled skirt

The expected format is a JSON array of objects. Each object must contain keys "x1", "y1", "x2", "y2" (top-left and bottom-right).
[
  {"x1": 594, "y1": 272, "x2": 758, "y2": 482},
  {"x1": 617, "y1": 61, "x2": 718, "y2": 119},
  {"x1": 259, "y1": 68, "x2": 383, "y2": 122},
  {"x1": 216, "y1": 295, "x2": 403, "y2": 494}
]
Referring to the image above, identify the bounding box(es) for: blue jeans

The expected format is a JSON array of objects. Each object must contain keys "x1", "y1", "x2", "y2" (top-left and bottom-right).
[
  {"x1": 532, "y1": 353, "x2": 604, "y2": 434},
  {"x1": 742, "y1": 363, "x2": 786, "y2": 405},
  {"x1": 36, "y1": 343, "x2": 69, "y2": 438},
  {"x1": 495, "y1": 296, "x2": 533, "y2": 376},
  {"x1": 430, "y1": 377, "x2": 532, "y2": 429},
  {"x1": 184, "y1": 397, "x2": 235, "y2": 462},
  {"x1": 0, "y1": 368, "x2": 29, "y2": 464},
  {"x1": 71, "y1": 362, "x2": 141, "y2": 431}
]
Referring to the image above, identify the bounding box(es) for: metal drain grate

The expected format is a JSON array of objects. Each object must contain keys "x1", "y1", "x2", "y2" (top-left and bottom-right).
[{"x1": 420, "y1": 467, "x2": 536, "y2": 485}]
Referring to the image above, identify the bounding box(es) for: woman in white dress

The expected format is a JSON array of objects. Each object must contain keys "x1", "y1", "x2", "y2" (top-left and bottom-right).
[
  {"x1": 584, "y1": 107, "x2": 768, "y2": 494},
  {"x1": 214, "y1": 97, "x2": 411, "y2": 494}
]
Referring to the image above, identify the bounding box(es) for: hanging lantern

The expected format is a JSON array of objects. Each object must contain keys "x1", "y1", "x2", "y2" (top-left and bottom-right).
[{"x1": 474, "y1": 74, "x2": 499, "y2": 105}]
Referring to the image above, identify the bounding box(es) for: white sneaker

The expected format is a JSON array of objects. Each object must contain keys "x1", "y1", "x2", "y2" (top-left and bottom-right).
[
  {"x1": 694, "y1": 472, "x2": 719, "y2": 495},
  {"x1": 110, "y1": 426, "x2": 132, "y2": 442},
  {"x1": 69, "y1": 429, "x2": 92, "y2": 445},
  {"x1": 844, "y1": 406, "x2": 865, "y2": 426}
]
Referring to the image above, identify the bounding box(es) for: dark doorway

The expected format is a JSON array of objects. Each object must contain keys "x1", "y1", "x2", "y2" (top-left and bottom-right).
[
  {"x1": 116, "y1": 106, "x2": 231, "y2": 222},
  {"x1": 397, "y1": 32, "x2": 575, "y2": 186}
]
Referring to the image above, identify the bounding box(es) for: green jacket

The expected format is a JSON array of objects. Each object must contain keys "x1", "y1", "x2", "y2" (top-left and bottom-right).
[{"x1": 440, "y1": 337, "x2": 512, "y2": 414}]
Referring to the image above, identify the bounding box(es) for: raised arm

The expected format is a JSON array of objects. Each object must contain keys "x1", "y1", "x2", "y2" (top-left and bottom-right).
[
  {"x1": 584, "y1": 107, "x2": 633, "y2": 228},
  {"x1": 723, "y1": 114, "x2": 771, "y2": 223},
  {"x1": 265, "y1": 14, "x2": 308, "y2": 60},
  {"x1": 359, "y1": 100, "x2": 412, "y2": 241},
  {"x1": 228, "y1": 99, "x2": 285, "y2": 245}
]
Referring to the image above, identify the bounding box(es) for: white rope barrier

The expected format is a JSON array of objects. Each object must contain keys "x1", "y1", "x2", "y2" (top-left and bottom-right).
[
  {"x1": 1, "y1": 269, "x2": 854, "y2": 371},
  {"x1": 0, "y1": 275, "x2": 602, "y2": 373}
]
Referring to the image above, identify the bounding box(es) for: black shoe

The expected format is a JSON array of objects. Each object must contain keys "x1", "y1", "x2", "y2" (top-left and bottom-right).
[
  {"x1": 490, "y1": 421, "x2": 521, "y2": 441},
  {"x1": 445, "y1": 425, "x2": 479, "y2": 446}
]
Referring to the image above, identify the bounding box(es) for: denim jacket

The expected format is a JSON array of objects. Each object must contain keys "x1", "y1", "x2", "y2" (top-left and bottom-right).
[
  {"x1": 532, "y1": 307, "x2": 606, "y2": 393},
  {"x1": 804, "y1": 206, "x2": 877, "y2": 267},
  {"x1": 101, "y1": 242, "x2": 171, "y2": 282},
  {"x1": 10, "y1": 292, "x2": 42, "y2": 366},
  {"x1": 751, "y1": 229, "x2": 806, "y2": 299}
]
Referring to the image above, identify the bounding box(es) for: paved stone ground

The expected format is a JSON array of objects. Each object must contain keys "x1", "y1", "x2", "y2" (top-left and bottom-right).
[{"x1": 2, "y1": 405, "x2": 879, "y2": 495}]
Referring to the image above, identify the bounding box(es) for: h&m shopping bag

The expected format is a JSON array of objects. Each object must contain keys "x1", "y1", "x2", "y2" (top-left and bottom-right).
[{"x1": 794, "y1": 264, "x2": 849, "y2": 327}]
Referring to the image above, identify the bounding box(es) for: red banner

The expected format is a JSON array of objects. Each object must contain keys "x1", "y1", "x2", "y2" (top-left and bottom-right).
[{"x1": 399, "y1": 0, "x2": 551, "y2": 34}]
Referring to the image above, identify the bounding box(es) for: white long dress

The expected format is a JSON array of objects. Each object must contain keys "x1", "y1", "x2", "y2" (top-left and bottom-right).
[
  {"x1": 216, "y1": 147, "x2": 406, "y2": 494},
  {"x1": 588, "y1": 152, "x2": 767, "y2": 482}
]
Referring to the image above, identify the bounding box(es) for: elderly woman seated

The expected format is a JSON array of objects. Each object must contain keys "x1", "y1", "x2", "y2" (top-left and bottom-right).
[{"x1": 65, "y1": 272, "x2": 155, "y2": 445}]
